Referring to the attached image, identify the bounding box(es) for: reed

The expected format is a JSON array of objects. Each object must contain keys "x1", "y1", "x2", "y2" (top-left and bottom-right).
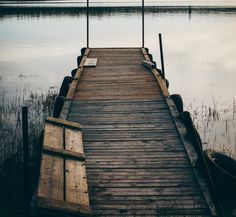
[
  {"x1": 186, "y1": 97, "x2": 236, "y2": 159},
  {"x1": 0, "y1": 89, "x2": 57, "y2": 168}
]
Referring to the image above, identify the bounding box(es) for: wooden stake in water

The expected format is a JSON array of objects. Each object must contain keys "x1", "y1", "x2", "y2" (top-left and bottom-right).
[
  {"x1": 158, "y1": 33, "x2": 165, "y2": 79},
  {"x1": 22, "y1": 106, "x2": 29, "y2": 217}
]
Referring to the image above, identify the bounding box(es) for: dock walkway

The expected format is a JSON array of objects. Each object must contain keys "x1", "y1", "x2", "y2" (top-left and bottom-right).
[{"x1": 61, "y1": 48, "x2": 214, "y2": 216}]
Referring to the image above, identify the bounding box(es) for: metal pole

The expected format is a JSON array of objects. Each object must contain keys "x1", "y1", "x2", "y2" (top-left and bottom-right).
[
  {"x1": 22, "y1": 106, "x2": 29, "y2": 217},
  {"x1": 142, "y1": 0, "x2": 144, "y2": 47},
  {"x1": 158, "y1": 33, "x2": 165, "y2": 79},
  {"x1": 87, "y1": 0, "x2": 89, "y2": 48}
]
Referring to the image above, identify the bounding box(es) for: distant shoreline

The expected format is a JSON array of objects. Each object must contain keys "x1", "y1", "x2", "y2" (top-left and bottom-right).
[
  {"x1": 1, "y1": 5, "x2": 236, "y2": 18},
  {"x1": 1, "y1": 5, "x2": 236, "y2": 9}
]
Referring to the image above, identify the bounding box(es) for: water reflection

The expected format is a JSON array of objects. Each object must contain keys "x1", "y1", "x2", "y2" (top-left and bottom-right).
[{"x1": 0, "y1": 5, "x2": 236, "y2": 156}]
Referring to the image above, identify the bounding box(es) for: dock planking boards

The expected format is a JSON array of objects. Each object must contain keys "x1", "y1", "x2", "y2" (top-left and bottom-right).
[{"x1": 62, "y1": 48, "x2": 216, "y2": 216}]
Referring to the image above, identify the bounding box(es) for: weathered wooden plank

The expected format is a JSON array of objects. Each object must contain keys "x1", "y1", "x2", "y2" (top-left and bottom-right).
[
  {"x1": 37, "y1": 123, "x2": 64, "y2": 201},
  {"x1": 84, "y1": 152, "x2": 187, "y2": 158},
  {"x1": 86, "y1": 167, "x2": 194, "y2": 173},
  {"x1": 89, "y1": 186, "x2": 204, "y2": 196},
  {"x1": 77, "y1": 85, "x2": 160, "y2": 90},
  {"x1": 87, "y1": 177, "x2": 196, "y2": 183},
  {"x1": 46, "y1": 117, "x2": 82, "y2": 130},
  {"x1": 64, "y1": 127, "x2": 89, "y2": 208},
  {"x1": 91, "y1": 208, "x2": 210, "y2": 215},
  {"x1": 82, "y1": 128, "x2": 178, "y2": 133},
  {"x1": 85, "y1": 165, "x2": 192, "y2": 169},
  {"x1": 86, "y1": 173, "x2": 197, "y2": 183},
  {"x1": 69, "y1": 113, "x2": 173, "y2": 120},
  {"x1": 87, "y1": 182, "x2": 198, "y2": 188},
  {"x1": 71, "y1": 99, "x2": 166, "y2": 104},
  {"x1": 83, "y1": 140, "x2": 183, "y2": 148},
  {"x1": 81, "y1": 125, "x2": 176, "y2": 131},
  {"x1": 91, "y1": 203, "x2": 207, "y2": 210},
  {"x1": 79, "y1": 77, "x2": 156, "y2": 82},
  {"x1": 43, "y1": 146, "x2": 85, "y2": 161},
  {"x1": 36, "y1": 196, "x2": 90, "y2": 216},
  {"x1": 82, "y1": 69, "x2": 153, "y2": 76},
  {"x1": 65, "y1": 128, "x2": 83, "y2": 152},
  {"x1": 80, "y1": 74, "x2": 154, "y2": 80},
  {"x1": 89, "y1": 194, "x2": 206, "y2": 202},
  {"x1": 89, "y1": 48, "x2": 142, "y2": 54},
  {"x1": 76, "y1": 92, "x2": 162, "y2": 99},
  {"x1": 75, "y1": 93, "x2": 163, "y2": 99},
  {"x1": 71, "y1": 98, "x2": 166, "y2": 104},
  {"x1": 76, "y1": 89, "x2": 162, "y2": 96},
  {"x1": 66, "y1": 159, "x2": 89, "y2": 206},
  {"x1": 38, "y1": 155, "x2": 64, "y2": 200},
  {"x1": 68, "y1": 118, "x2": 175, "y2": 125},
  {"x1": 84, "y1": 147, "x2": 185, "y2": 152}
]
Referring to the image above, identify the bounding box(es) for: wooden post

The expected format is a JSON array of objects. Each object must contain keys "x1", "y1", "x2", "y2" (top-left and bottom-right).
[
  {"x1": 22, "y1": 106, "x2": 30, "y2": 217},
  {"x1": 87, "y1": 0, "x2": 89, "y2": 48},
  {"x1": 158, "y1": 33, "x2": 165, "y2": 79},
  {"x1": 142, "y1": 0, "x2": 144, "y2": 47}
]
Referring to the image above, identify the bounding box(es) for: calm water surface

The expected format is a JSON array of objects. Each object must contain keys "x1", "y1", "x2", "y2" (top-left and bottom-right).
[{"x1": 0, "y1": 3, "x2": 236, "y2": 156}]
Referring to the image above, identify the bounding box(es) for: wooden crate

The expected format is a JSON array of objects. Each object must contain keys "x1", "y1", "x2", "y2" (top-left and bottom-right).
[{"x1": 32, "y1": 117, "x2": 90, "y2": 217}]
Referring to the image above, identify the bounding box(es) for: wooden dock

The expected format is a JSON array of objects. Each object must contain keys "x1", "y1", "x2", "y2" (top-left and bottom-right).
[{"x1": 35, "y1": 48, "x2": 217, "y2": 216}]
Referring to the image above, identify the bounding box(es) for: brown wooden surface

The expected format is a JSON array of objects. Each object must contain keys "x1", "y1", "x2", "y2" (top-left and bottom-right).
[
  {"x1": 66, "y1": 48, "x2": 212, "y2": 216},
  {"x1": 36, "y1": 118, "x2": 90, "y2": 216}
]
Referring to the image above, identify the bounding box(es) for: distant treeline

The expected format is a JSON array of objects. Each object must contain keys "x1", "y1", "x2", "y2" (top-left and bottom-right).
[{"x1": 0, "y1": 6, "x2": 236, "y2": 18}]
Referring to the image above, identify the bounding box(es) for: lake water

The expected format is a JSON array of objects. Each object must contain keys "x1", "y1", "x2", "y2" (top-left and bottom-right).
[{"x1": 0, "y1": 2, "x2": 236, "y2": 157}]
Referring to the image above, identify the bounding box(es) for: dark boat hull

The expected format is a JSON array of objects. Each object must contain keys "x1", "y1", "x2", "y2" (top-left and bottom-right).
[{"x1": 204, "y1": 149, "x2": 236, "y2": 196}]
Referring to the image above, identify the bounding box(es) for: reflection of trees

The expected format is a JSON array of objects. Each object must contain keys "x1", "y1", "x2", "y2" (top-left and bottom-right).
[{"x1": 0, "y1": 6, "x2": 236, "y2": 19}]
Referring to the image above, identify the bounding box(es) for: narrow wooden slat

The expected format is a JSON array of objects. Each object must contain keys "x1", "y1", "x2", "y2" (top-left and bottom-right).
[
  {"x1": 64, "y1": 127, "x2": 89, "y2": 207},
  {"x1": 43, "y1": 146, "x2": 85, "y2": 161},
  {"x1": 91, "y1": 208, "x2": 210, "y2": 215},
  {"x1": 46, "y1": 117, "x2": 82, "y2": 130},
  {"x1": 37, "y1": 124, "x2": 64, "y2": 200},
  {"x1": 89, "y1": 186, "x2": 204, "y2": 196},
  {"x1": 65, "y1": 128, "x2": 83, "y2": 153},
  {"x1": 66, "y1": 159, "x2": 89, "y2": 205},
  {"x1": 36, "y1": 196, "x2": 90, "y2": 216}
]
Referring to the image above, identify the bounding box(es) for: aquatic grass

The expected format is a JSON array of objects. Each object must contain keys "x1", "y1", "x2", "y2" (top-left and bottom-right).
[
  {"x1": 0, "y1": 87, "x2": 57, "y2": 217},
  {"x1": 186, "y1": 97, "x2": 236, "y2": 159},
  {"x1": 0, "y1": 89, "x2": 57, "y2": 168}
]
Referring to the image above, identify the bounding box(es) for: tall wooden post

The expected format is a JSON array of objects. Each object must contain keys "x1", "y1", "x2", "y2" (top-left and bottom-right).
[
  {"x1": 87, "y1": 0, "x2": 89, "y2": 48},
  {"x1": 22, "y1": 106, "x2": 30, "y2": 217},
  {"x1": 142, "y1": 0, "x2": 144, "y2": 47},
  {"x1": 158, "y1": 33, "x2": 165, "y2": 79}
]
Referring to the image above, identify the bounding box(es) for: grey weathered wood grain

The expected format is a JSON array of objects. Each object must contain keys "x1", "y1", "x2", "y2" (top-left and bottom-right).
[
  {"x1": 35, "y1": 118, "x2": 90, "y2": 216},
  {"x1": 65, "y1": 48, "x2": 213, "y2": 216}
]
